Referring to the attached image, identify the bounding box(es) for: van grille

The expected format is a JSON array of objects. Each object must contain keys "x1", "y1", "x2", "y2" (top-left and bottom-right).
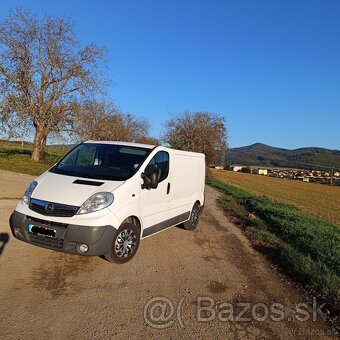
[
  {"x1": 29, "y1": 198, "x2": 79, "y2": 217},
  {"x1": 27, "y1": 216, "x2": 68, "y2": 229},
  {"x1": 27, "y1": 233, "x2": 64, "y2": 249}
]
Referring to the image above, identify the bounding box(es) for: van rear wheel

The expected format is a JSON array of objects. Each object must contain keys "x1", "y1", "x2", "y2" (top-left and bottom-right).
[
  {"x1": 104, "y1": 223, "x2": 140, "y2": 264},
  {"x1": 183, "y1": 202, "x2": 201, "y2": 231}
]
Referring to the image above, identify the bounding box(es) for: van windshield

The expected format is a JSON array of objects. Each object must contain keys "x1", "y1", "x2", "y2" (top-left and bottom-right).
[{"x1": 52, "y1": 143, "x2": 152, "y2": 181}]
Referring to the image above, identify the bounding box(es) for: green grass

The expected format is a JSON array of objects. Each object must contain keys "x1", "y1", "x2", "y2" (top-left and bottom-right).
[
  {"x1": 206, "y1": 177, "x2": 340, "y2": 300},
  {"x1": 0, "y1": 141, "x2": 68, "y2": 176}
]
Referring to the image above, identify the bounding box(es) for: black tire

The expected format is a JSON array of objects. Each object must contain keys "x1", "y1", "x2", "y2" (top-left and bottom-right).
[
  {"x1": 104, "y1": 223, "x2": 140, "y2": 264},
  {"x1": 183, "y1": 201, "x2": 201, "y2": 231}
]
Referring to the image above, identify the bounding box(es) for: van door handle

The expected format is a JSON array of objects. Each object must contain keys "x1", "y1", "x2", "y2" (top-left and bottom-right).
[{"x1": 167, "y1": 182, "x2": 170, "y2": 194}]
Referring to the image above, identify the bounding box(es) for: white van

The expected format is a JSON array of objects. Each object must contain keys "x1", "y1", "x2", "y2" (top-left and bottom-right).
[{"x1": 10, "y1": 141, "x2": 205, "y2": 263}]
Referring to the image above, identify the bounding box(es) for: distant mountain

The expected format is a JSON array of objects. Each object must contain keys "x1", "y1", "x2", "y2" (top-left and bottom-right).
[{"x1": 226, "y1": 143, "x2": 340, "y2": 170}]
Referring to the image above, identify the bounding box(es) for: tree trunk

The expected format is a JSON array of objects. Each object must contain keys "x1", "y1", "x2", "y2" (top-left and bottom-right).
[
  {"x1": 31, "y1": 127, "x2": 45, "y2": 162},
  {"x1": 40, "y1": 134, "x2": 47, "y2": 158}
]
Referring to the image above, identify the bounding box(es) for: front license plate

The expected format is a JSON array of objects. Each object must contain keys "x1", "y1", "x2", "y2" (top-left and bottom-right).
[{"x1": 28, "y1": 224, "x2": 56, "y2": 238}]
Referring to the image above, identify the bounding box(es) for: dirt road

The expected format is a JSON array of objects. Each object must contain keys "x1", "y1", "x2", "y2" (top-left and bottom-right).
[{"x1": 0, "y1": 170, "x2": 335, "y2": 339}]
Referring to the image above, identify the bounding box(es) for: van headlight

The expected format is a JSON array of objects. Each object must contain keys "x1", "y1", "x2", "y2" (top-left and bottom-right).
[
  {"x1": 23, "y1": 181, "x2": 38, "y2": 204},
  {"x1": 77, "y1": 192, "x2": 114, "y2": 215}
]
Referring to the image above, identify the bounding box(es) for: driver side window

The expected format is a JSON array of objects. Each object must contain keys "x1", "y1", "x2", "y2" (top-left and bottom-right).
[{"x1": 144, "y1": 151, "x2": 169, "y2": 183}]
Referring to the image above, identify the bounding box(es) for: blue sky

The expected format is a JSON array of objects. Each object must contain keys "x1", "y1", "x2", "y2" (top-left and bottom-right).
[{"x1": 0, "y1": 0, "x2": 339, "y2": 149}]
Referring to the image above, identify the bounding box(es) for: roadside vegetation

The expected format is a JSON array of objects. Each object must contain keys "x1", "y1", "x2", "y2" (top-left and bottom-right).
[
  {"x1": 206, "y1": 177, "x2": 340, "y2": 303},
  {"x1": 211, "y1": 169, "x2": 340, "y2": 224},
  {"x1": 0, "y1": 141, "x2": 67, "y2": 176}
]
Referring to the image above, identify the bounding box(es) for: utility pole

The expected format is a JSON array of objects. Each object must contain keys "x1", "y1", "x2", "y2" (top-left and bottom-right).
[{"x1": 330, "y1": 166, "x2": 334, "y2": 186}]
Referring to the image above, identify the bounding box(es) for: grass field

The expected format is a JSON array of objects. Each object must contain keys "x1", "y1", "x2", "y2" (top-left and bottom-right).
[
  {"x1": 206, "y1": 177, "x2": 340, "y2": 302},
  {"x1": 0, "y1": 141, "x2": 68, "y2": 176},
  {"x1": 211, "y1": 169, "x2": 340, "y2": 224}
]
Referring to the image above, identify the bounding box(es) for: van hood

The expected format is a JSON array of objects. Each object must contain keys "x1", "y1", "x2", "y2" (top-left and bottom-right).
[{"x1": 31, "y1": 172, "x2": 124, "y2": 206}]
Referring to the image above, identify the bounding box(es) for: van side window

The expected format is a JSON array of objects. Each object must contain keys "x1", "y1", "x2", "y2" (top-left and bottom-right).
[{"x1": 144, "y1": 151, "x2": 169, "y2": 182}]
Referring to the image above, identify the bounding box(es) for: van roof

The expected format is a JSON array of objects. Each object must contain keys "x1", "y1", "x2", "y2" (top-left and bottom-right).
[
  {"x1": 84, "y1": 140, "x2": 156, "y2": 149},
  {"x1": 84, "y1": 140, "x2": 205, "y2": 158}
]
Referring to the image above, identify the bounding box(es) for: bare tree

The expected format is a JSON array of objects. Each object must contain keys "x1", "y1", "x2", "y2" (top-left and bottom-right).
[
  {"x1": 73, "y1": 100, "x2": 155, "y2": 143},
  {"x1": 163, "y1": 112, "x2": 227, "y2": 164},
  {"x1": 0, "y1": 8, "x2": 108, "y2": 161},
  {"x1": 0, "y1": 111, "x2": 30, "y2": 142},
  {"x1": 135, "y1": 136, "x2": 160, "y2": 145}
]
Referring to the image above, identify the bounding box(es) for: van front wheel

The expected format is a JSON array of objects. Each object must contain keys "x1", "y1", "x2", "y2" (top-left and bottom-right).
[
  {"x1": 183, "y1": 202, "x2": 201, "y2": 231},
  {"x1": 104, "y1": 223, "x2": 140, "y2": 264}
]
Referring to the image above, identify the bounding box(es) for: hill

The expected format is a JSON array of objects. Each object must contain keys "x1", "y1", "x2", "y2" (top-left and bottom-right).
[{"x1": 227, "y1": 143, "x2": 340, "y2": 170}]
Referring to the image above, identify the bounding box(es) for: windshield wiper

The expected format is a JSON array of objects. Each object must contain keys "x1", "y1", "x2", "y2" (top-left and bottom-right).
[
  {"x1": 55, "y1": 169, "x2": 119, "y2": 181},
  {"x1": 55, "y1": 169, "x2": 94, "y2": 178}
]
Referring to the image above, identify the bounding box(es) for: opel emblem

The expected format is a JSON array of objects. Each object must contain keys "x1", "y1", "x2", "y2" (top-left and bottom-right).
[{"x1": 45, "y1": 202, "x2": 54, "y2": 213}]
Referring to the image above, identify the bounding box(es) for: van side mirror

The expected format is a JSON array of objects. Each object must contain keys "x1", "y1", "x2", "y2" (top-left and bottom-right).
[{"x1": 141, "y1": 169, "x2": 159, "y2": 189}]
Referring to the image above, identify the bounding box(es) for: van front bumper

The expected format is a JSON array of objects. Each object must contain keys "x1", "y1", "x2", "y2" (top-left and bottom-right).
[{"x1": 9, "y1": 211, "x2": 118, "y2": 256}]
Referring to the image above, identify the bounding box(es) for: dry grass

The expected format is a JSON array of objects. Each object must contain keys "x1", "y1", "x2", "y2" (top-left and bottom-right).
[{"x1": 211, "y1": 169, "x2": 340, "y2": 224}]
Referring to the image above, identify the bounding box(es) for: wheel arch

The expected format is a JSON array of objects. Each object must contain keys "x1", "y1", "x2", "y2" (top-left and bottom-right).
[{"x1": 121, "y1": 215, "x2": 142, "y2": 236}]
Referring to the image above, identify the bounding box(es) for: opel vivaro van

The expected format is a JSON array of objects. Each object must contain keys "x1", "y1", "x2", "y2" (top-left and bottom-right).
[{"x1": 10, "y1": 141, "x2": 205, "y2": 263}]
